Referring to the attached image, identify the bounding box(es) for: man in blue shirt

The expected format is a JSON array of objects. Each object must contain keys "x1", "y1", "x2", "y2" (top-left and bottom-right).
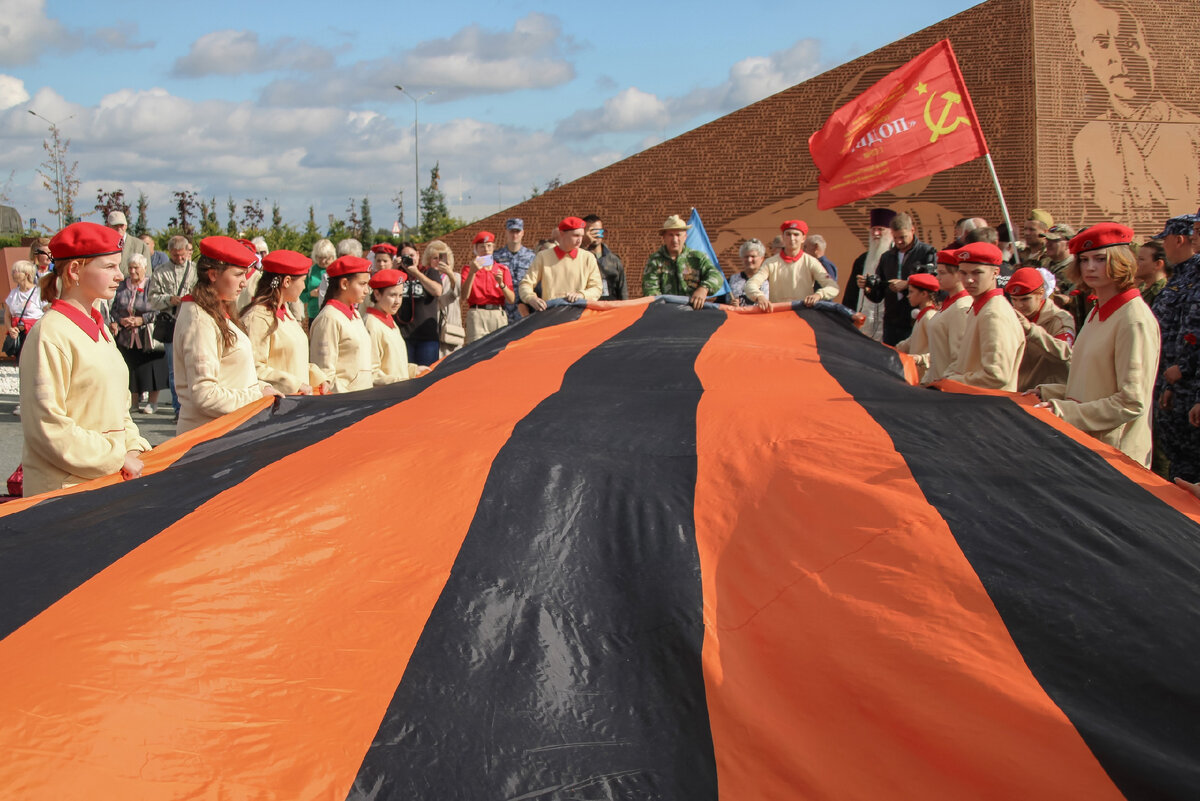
[{"x1": 493, "y1": 218, "x2": 536, "y2": 323}]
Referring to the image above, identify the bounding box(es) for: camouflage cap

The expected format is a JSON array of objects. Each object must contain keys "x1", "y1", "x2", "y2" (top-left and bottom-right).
[
  {"x1": 1151, "y1": 215, "x2": 1199, "y2": 239},
  {"x1": 1044, "y1": 224, "x2": 1076, "y2": 241},
  {"x1": 1027, "y1": 208, "x2": 1054, "y2": 227}
]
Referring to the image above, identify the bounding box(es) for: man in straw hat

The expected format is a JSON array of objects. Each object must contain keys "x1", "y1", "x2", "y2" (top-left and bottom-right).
[{"x1": 642, "y1": 214, "x2": 724, "y2": 310}]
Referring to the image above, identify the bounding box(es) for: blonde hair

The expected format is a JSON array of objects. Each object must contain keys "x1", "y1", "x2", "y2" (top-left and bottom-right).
[
  {"x1": 421, "y1": 240, "x2": 454, "y2": 270},
  {"x1": 311, "y1": 238, "x2": 336, "y2": 265},
  {"x1": 10, "y1": 259, "x2": 36, "y2": 283}
]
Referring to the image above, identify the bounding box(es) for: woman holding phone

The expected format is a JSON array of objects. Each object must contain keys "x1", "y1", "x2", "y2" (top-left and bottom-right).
[{"x1": 461, "y1": 230, "x2": 514, "y2": 344}]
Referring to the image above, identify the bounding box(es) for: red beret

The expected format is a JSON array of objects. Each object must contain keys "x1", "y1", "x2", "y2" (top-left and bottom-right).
[
  {"x1": 48, "y1": 222, "x2": 123, "y2": 261},
  {"x1": 780, "y1": 220, "x2": 809, "y2": 235},
  {"x1": 472, "y1": 231, "x2": 496, "y2": 244},
  {"x1": 954, "y1": 242, "x2": 1003, "y2": 267},
  {"x1": 260, "y1": 249, "x2": 311, "y2": 276},
  {"x1": 936, "y1": 249, "x2": 961, "y2": 266},
  {"x1": 1069, "y1": 222, "x2": 1134, "y2": 255},
  {"x1": 327, "y1": 255, "x2": 372, "y2": 278},
  {"x1": 199, "y1": 236, "x2": 258, "y2": 268},
  {"x1": 907, "y1": 273, "x2": 940, "y2": 292},
  {"x1": 558, "y1": 216, "x2": 585, "y2": 232},
  {"x1": 1004, "y1": 267, "x2": 1045, "y2": 296},
  {"x1": 370, "y1": 243, "x2": 397, "y2": 256},
  {"x1": 368, "y1": 268, "x2": 406, "y2": 289}
]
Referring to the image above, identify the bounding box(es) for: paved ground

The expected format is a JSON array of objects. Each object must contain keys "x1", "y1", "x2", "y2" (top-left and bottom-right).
[{"x1": 0, "y1": 393, "x2": 179, "y2": 478}]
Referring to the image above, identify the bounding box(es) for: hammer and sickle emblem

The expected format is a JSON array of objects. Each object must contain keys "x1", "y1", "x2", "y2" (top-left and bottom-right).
[{"x1": 924, "y1": 91, "x2": 970, "y2": 143}]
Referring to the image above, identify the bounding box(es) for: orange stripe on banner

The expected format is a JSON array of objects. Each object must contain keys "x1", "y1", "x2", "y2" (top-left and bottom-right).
[
  {"x1": 0, "y1": 396, "x2": 275, "y2": 517},
  {"x1": 692, "y1": 312, "x2": 1125, "y2": 800},
  {"x1": 0, "y1": 304, "x2": 646, "y2": 800},
  {"x1": 934, "y1": 377, "x2": 1200, "y2": 525}
]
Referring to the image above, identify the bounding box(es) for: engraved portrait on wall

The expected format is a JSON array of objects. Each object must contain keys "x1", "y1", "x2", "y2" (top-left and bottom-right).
[{"x1": 1066, "y1": 0, "x2": 1200, "y2": 223}]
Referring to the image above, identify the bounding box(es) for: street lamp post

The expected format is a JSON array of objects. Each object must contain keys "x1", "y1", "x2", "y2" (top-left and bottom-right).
[
  {"x1": 394, "y1": 85, "x2": 434, "y2": 236},
  {"x1": 28, "y1": 109, "x2": 74, "y2": 230}
]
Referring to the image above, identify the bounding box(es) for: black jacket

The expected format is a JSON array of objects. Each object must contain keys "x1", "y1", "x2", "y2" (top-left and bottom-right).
[{"x1": 864, "y1": 240, "x2": 938, "y2": 341}]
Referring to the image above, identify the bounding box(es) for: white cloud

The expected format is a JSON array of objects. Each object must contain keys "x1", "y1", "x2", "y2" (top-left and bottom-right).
[
  {"x1": 0, "y1": 0, "x2": 64, "y2": 65},
  {"x1": 172, "y1": 29, "x2": 334, "y2": 77},
  {"x1": 557, "y1": 87, "x2": 671, "y2": 138},
  {"x1": 559, "y1": 38, "x2": 826, "y2": 140},
  {"x1": 0, "y1": 75, "x2": 30, "y2": 110},
  {"x1": 259, "y1": 13, "x2": 575, "y2": 107},
  {"x1": 1, "y1": 82, "x2": 620, "y2": 232},
  {"x1": 86, "y1": 24, "x2": 153, "y2": 52}
]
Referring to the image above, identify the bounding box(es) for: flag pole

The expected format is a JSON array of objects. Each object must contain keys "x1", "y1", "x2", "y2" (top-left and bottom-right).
[{"x1": 984, "y1": 153, "x2": 1015, "y2": 253}]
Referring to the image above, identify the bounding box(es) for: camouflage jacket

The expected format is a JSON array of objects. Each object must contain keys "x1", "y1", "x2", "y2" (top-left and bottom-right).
[{"x1": 641, "y1": 246, "x2": 723, "y2": 297}]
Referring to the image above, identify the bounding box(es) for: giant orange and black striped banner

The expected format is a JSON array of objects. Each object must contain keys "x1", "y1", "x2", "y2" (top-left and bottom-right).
[{"x1": 0, "y1": 300, "x2": 1197, "y2": 800}]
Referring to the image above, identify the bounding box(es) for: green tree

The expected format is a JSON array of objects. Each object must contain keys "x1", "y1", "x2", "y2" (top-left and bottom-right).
[
  {"x1": 226, "y1": 195, "x2": 238, "y2": 236},
  {"x1": 240, "y1": 198, "x2": 265, "y2": 231},
  {"x1": 132, "y1": 192, "x2": 149, "y2": 237},
  {"x1": 304, "y1": 205, "x2": 319, "y2": 241},
  {"x1": 360, "y1": 197, "x2": 374, "y2": 247},
  {"x1": 169, "y1": 190, "x2": 199, "y2": 237},
  {"x1": 419, "y1": 162, "x2": 455, "y2": 240},
  {"x1": 271, "y1": 201, "x2": 283, "y2": 234}
]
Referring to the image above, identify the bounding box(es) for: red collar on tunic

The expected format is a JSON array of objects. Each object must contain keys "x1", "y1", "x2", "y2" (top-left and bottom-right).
[
  {"x1": 327, "y1": 299, "x2": 356, "y2": 320},
  {"x1": 780, "y1": 249, "x2": 804, "y2": 263},
  {"x1": 553, "y1": 246, "x2": 579, "y2": 260},
  {"x1": 50, "y1": 299, "x2": 109, "y2": 342},
  {"x1": 275, "y1": 305, "x2": 293, "y2": 321},
  {"x1": 940, "y1": 289, "x2": 969, "y2": 311},
  {"x1": 367, "y1": 307, "x2": 396, "y2": 328},
  {"x1": 1089, "y1": 288, "x2": 1141, "y2": 323},
  {"x1": 971, "y1": 287, "x2": 1004, "y2": 315},
  {"x1": 916, "y1": 305, "x2": 936, "y2": 322}
]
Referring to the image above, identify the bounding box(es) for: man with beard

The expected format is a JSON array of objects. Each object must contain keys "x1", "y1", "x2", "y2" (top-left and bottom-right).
[
  {"x1": 859, "y1": 212, "x2": 938, "y2": 346},
  {"x1": 842, "y1": 208, "x2": 895, "y2": 342}
]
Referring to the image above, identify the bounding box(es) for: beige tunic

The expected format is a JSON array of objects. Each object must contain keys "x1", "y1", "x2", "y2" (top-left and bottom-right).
[
  {"x1": 19, "y1": 304, "x2": 149, "y2": 496},
  {"x1": 174, "y1": 301, "x2": 264, "y2": 434},
  {"x1": 518, "y1": 247, "x2": 603, "y2": 304},
  {"x1": 923, "y1": 291, "x2": 972, "y2": 385},
  {"x1": 1039, "y1": 290, "x2": 1160, "y2": 467},
  {"x1": 309, "y1": 300, "x2": 373, "y2": 393},
  {"x1": 1017, "y1": 300, "x2": 1075, "y2": 392},
  {"x1": 744, "y1": 252, "x2": 838, "y2": 303},
  {"x1": 364, "y1": 309, "x2": 421, "y2": 384},
  {"x1": 241, "y1": 304, "x2": 324, "y2": 395},
  {"x1": 944, "y1": 290, "x2": 1026, "y2": 391},
  {"x1": 896, "y1": 305, "x2": 937, "y2": 381}
]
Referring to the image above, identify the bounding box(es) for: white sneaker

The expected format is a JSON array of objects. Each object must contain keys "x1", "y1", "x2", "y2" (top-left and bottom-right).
[
  {"x1": 145, "y1": 404, "x2": 157, "y2": 415},
  {"x1": 11, "y1": 404, "x2": 19, "y2": 416}
]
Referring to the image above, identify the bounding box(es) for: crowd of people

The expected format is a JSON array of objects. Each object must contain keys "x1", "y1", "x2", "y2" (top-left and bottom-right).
[{"x1": 8, "y1": 202, "x2": 1200, "y2": 497}]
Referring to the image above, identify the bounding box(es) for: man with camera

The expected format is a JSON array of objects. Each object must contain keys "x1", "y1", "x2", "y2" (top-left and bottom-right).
[{"x1": 856, "y1": 212, "x2": 938, "y2": 346}]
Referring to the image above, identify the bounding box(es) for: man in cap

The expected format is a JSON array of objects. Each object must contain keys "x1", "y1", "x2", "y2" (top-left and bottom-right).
[
  {"x1": 519, "y1": 217, "x2": 603, "y2": 311},
  {"x1": 641, "y1": 215, "x2": 724, "y2": 310},
  {"x1": 943, "y1": 242, "x2": 1026, "y2": 391},
  {"x1": 583, "y1": 214, "x2": 627, "y2": 301},
  {"x1": 1019, "y1": 209, "x2": 1054, "y2": 268},
  {"x1": 1005, "y1": 267, "x2": 1075, "y2": 391},
  {"x1": 493, "y1": 218, "x2": 536, "y2": 322},
  {"x1": 106, "y1": 210, "x2": 151, "y2": 278},
  {"x1": 1043, "y1": 224, "x2": 1076, "y2": 304},
  {"x1": 842, "y1": 208, "x2": 895, "y2": 341},
  {"x1": 1155, "y1": 211, "x2": 1200, "y2": 477},
  {"x1": 858, "y1": 211, "x2": 937, "y2": 346},
  {"x1": 744, "y1": 220, "x2": 837, "y2": 311}
]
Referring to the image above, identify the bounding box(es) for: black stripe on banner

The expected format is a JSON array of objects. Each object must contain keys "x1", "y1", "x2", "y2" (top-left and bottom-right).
[
  {"x1": 0, "y1": 306, "x2": 585, "y2": 642},
  {"x1": 347, "y1": 302, "x2": 724, "y2": 800},
  {"x1": 805, "y1": 307, "x2": 1200, "y2": 800}
]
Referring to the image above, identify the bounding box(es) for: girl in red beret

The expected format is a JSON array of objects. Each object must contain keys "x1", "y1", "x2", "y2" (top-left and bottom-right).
[
  {"x1": 895, "y1": 272, "x2": 940, "y2": 381},
  {"x1": 309, "y1": 255, "x2": 374, "y2": 392},
  {"x1": 173, "y1": 236, "x2": 281, "y2": 433},
  {"x1": 365, "y1": 269, "x2": 428, "y2": 383},
  {"x1": 240, "y1": 249, "x2": 328, "y2": 395},
  {"x1": 18, "y1": 221, "x2": 150, "y2": 495},
  {"x1": 1028, "y1": 223, "x2": 1160, "y2": 467}
]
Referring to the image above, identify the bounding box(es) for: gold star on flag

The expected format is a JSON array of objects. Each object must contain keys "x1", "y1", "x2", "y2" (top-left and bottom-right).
[{"x1": 916, "y1": 82, "x2": 928, "y2": 95}]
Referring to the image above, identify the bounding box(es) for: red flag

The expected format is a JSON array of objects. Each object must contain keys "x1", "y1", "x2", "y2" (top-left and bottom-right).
[{"x1": 808, "y1": 40, "x2": 988, "y2": 210}]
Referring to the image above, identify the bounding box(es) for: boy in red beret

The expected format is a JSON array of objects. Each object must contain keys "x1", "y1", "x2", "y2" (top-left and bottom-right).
[
  {"x1": 519, "y1": 217, "x2": 603, "y2": 310},
  {"x1": 943, "y1": 242, "x2": 1026, "y2": 391},
  {"x1": 895, "y1": 272, "x2": 939, "y2": 381},
  {"x1": 744, "y1": 220, "x2": 838, "y2": 311},
  {"x1": 922, "y1": 250, "x2": 973, "y2": 385},
  {"x1": 1005, "y1": 267, "x2": 1075, "y2": 391}
]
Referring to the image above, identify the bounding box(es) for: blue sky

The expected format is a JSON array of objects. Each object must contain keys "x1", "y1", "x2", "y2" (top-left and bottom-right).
[{"x1": 1, "y1": 0, "x2": 980, "y2": 231}]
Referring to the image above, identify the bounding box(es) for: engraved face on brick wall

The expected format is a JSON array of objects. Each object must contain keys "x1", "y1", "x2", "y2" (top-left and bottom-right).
[{"x1": 1067, "y1": 0, "x2": 1200, "y2": 223}]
